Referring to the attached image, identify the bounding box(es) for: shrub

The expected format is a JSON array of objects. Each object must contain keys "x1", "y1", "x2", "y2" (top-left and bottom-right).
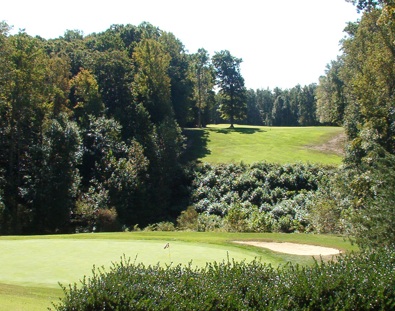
[
  {"x1": 144, "y1": 221, "x2": 176, "y2": 231},
  {"x1": 73, "y1": 198, "x2": 96, "y2": 232},
  {"x1": 197, "y1": 213, "x2": 223, "y2": 232},
  {"x1": 96, "y1": 207, "x2": 120, "y2": 232},
  {"x1": 73, "y1": 183, "x2": 111, "y2": 232},
  {"x1": 189, "y1": 162, "x2": 336, "y2": 233},
  {"x1": 247, "y1": 206, "x2": 274, "y2": 232},
  {"x1": 308, "y1": 198, "x2": 344, "y2": 233},
  {"x1": 176, "y1": 206, "x2": 198, "y2": 230},
  {"x1": 53, "y1": 247, "x2": 395, "y2": 310},
  {"x1": 274, "y1": 215, "x2": 293, "y2": 233},
  {"x1": 224, "y1": 203, "x2": 250, "y2": 232}
]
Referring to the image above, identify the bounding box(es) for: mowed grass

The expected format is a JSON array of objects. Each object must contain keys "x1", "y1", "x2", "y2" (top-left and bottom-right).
[
  {"x1": 183, "y1": 124, "x2": 345, "y2": 165},
  {"x1": 0, "y1": 232, "x2": 357, "y2": 310}
]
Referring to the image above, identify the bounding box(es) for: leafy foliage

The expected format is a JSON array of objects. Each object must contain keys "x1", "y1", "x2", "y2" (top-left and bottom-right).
[
  {"x1": 189, "y1": 162, "x2": 334, "y2": 233},
  {"x1": 133, "y1": 38, "x2": 173, "y2": 124},
  {"x1": 190, "y1": 48, "x2": 215, "y2": 128},
  {"x1": 70, "y1": 68, "x2": 104, "y2": 125},
  {"x1": 27, "y1": 114, "x2": 82, "y2": 233},
  {"x1": 54, "y1": 247, "x2": 395, "y2": 310},
  {"x1": 0, "y1": 22, "x2": 190, "y2": 233},
  {"x1": 316, "y1": 57, "x2": 347, "y2": 125},
  {"x1": 342, "y1": 146, "x2": 395, "y2": 248},
  {"x1": 317, "y1": 5, "x2": 395, "y2": 247},
  {"x1": 244, "y1": 84, "x2": 319, "y2": 126},
  {"x1": 212, "y1": 50, "x2": 247, "y2": 128}
]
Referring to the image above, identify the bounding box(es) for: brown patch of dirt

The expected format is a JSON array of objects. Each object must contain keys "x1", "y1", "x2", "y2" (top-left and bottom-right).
[
  {"x1": 309, "y1": 132, "x2": 346, "y2": 156},
  {"x1": 233, "y1": 241, "x2": 340, "y2": 256}
]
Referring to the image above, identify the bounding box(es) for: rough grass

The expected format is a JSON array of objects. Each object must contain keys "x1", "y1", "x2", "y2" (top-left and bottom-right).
[
  {"x1": 0, "y1": 284, "x2": 62, "y2": 311},
  {"x1": 183, "y1": 125, "x2": 345, "y2": 165}
]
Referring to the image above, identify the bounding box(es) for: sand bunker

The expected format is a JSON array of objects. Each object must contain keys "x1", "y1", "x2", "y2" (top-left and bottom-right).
[{"x1": 234, "y1": 241, "x2": 340, "y2": 256}]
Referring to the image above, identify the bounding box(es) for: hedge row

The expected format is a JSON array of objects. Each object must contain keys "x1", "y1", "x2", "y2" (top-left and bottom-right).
[{"x1": 53, "y1": 247, "x2": 395, "y2": 310}]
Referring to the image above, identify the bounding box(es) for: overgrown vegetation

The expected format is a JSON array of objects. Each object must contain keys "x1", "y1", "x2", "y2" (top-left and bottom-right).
[{"x1": 187, "y1": 162, "x2": 335, "y2": 233}]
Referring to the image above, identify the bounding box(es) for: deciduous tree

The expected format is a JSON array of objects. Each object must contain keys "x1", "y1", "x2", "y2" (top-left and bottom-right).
[
  {"x1": 0, "y1": 32, "x2": 49, "y2": 233},
  {"x1": 191, "y1": 48, "x2": 215, "y2": 127},
  {"x1": 342, "y1": 9, "x2": 395, "y2": 159},
  {"x1": 212, "y1": 50, "x2": 247, "y2": 128},
  {"x1": 160, "y1": 32, "x2": 193, "y2": 127},
  {"x1": 133, "y1": 39, "x2": 173, "y2": 124},
  {"x1": 70, "y1": 68, "x2": 104, "y2": 126},
  {"x1": 45, "y1": 54, "x2": 72, "y2": 116},
  {"x1": 299, "y1": 84, "x2": 318, "y2": 126},
  {"x1": 316, "y1": 58, "x2": 347, "y2": 125},
  {"x1": 27, "y1": 114, "x2": 82, "y2": 233}
]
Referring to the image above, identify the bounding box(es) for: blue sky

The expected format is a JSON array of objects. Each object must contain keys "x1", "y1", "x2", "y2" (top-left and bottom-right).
[{"x1": 2, "y1": 0, "x2": 360, "y2": 90}]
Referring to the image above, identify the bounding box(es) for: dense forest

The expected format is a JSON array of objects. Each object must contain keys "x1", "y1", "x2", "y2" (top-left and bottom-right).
[
  {"x1": 0, "y1": 20, "x2": 324, "y2": 234},
  {"x1": 1, "y1": 0, "x2": 395, "y2": 249}
]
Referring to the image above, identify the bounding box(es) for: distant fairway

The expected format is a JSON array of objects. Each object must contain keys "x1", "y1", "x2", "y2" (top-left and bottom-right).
[{"x1": 183, "y1": 125, "x2": 345, "y2": 165}]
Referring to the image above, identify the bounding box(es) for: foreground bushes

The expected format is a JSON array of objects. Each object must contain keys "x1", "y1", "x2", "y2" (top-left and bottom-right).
[{"x1": 53, "y1": 247, "x2": 395, "y2": 310}]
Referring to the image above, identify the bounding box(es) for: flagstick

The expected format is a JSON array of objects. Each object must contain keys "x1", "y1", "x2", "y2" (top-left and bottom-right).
[{"x1": 164, "y1": 242, "x2": 171, "y2": 262}]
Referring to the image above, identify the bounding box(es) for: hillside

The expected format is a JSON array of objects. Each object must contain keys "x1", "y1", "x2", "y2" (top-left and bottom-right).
[{"x1": 183, "y1": 125, "x2": 345, "y2": 165}]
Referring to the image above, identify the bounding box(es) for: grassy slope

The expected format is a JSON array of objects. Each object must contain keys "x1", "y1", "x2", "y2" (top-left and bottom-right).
[
  {"x1": 0, "y1": 232, "x2": 357, "y2": 310},
  {"x1": 183, "y1": 125, "x2": 344, "y2": 165}
]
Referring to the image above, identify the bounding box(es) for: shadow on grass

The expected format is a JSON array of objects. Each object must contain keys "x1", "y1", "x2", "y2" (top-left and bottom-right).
[
  {"x1": 209, "y1": 127, "x2": 266, "y2": 135},
  {"x1": 182, "y1": 126, "x2": 266, "y2": 163},
  {"x1": 181, "y1": 128, "x2": 210, "y2": 163}
]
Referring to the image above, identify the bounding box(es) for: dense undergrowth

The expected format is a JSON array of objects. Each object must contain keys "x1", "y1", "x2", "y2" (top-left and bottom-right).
[
  {"x1": 53, "y1": 247, "x2": 395, "y2": 310},
  {"x1": 175, "y1": 162, "x2": 337, "y2": 233}
]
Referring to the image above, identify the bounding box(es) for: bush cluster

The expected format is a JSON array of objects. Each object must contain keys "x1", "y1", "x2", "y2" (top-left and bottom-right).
[
  {"x1": 189, "y1": 162, "x2": 335, "y2": 233},
  {"x1": 53, "y1": 247, "x2": 395, "y2": 310}
]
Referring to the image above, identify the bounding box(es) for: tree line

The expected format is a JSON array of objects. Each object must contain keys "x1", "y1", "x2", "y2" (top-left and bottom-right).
[
  {"x1": 0, "y1": 22, "x2": 189, "y2": 234},
  {"x1": 315, "y1": 0, "x2": 395, "y2": 247},
  {"x1": 244, "y1": 84, "x2": 318, "y2": 126},
  {"x1": 198, "y1": 84, "x2": 320, "y2": 127}
]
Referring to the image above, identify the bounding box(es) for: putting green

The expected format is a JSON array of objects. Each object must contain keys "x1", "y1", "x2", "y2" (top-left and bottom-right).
[{"x1": 0, "y1": 239, "x2": 265, "y2": 288}]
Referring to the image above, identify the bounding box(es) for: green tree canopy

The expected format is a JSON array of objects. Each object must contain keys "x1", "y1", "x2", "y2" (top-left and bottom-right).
[
  {"x1": 191, "y1": 48, "x2": 215, "y2": 128},
  {"x1": 160, "y1": 32, "x2": 193, "y2": 127},
  {"x1": 212, "y1": 50, "x2": 247, "y2": 128},
  {"x1": 133, "y1": 38, "x2": 173, "y2": 124},
  {"x1": 70, "y1": 68, "x2": 104, "y2": 126},
  {"x1": 342, "y1": 8, "x2": 395, "y2": 159},
  {"x1": 316, "y1": 57, "x2": 347, "y2": 125}
]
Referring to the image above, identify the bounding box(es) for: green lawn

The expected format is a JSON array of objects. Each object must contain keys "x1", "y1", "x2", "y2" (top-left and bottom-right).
[
  {"x1": 0, "y1": 232, "x2": 356, "y2": 310},
  {"x1": 183, "y1": 125, "x2": 344, "y2": 165}
]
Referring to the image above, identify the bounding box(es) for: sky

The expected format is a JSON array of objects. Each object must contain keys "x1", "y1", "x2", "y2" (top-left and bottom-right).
[{"x1": 1, "y1": 0, "x2": 360, "y2": 90}]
